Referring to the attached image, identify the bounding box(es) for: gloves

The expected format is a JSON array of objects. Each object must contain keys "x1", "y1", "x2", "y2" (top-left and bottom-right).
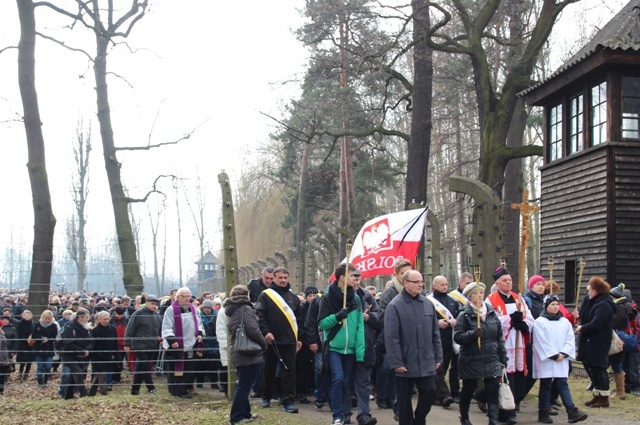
[
  {"x1": 335, "y1": 307, "x2": 350, "y2": 321},
  {"x1": 509, "y1": 311, "x2": 524, "y2": 323},
  {"x1": 474, "y1": 328, "x2": 483, "y2": 337},
  {"x1": 513, "y1": 320, "x2": 529, "y2": 333}
]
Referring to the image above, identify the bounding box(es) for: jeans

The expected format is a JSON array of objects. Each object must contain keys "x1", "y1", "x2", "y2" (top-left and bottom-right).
[
  {"x1": 623, "y1": 350, "x2": 640, "y2": 391},
  {"x1": 396, "y1": 375, "x2": 436, "y2": 425},
  {"x1": 230, "y1": 363, "x2": 261, "y2": 422},
  {"x1": 376, "y1": 353, "x2": 397, "y2": 412},
  {"x1": 539, "y1": 378, "x2": 575, "y2": 410},
  {"x1": 314, "y1": 350, "x2": 330, "y2": 403},
  {"x1": 611, "y1": 361, "x2": 623, "y2": 374},
  {"x1": 328, "y1": 351, "x2": 355, "y2": 421},
  {"x1": 58, "y1": 363, "x2": 71, "y2": 397},
  {"x1": 252, "y1": 358, "x2": 263, "y2": 393},
  {"x1": 35, "y1": 355, "x2": 53, "y2": 382}
]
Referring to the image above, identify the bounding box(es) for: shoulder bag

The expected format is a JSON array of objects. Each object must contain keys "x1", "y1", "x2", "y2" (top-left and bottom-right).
[
  {"x1": 609, "y1": 330, "x2": 624, "y2": 355},
  {"x1": 233, "y1": 306, "x2": 263, "y2": 355},
  {"x1": 499, "y1": 368, "x2": 516, "y2": 410},
  {"x1": 321, "y1": 324, "x2": 341, "y2": 377}
]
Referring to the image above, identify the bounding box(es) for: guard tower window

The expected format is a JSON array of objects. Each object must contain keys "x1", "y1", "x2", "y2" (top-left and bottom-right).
[
  {"x1": 622, "y1": 77, "x2": 640, "y2": 139},
  {"x1": 568, "y1": 94, "x2": 583, "y2": 154},
  {"x1": 590, "y1": 81, "x2": 607, "y2": 146},
  {"x1": 549, "y1": 103, "x2": 563, "y2": 160}
]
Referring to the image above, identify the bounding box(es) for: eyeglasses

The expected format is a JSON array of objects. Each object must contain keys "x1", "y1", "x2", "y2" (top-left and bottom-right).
[{"x1": 405, "y1": 279, "x2": 424, "y2": 284}]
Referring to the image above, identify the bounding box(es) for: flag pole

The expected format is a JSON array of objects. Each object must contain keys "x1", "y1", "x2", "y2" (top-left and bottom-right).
[{"x1": 343, "y1": 240, "x2": 353, "y2": 326}]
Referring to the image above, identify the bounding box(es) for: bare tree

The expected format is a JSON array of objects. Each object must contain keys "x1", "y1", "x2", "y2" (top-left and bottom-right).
[
  {"x1": 173, "y1": 178, "x2": 183, "y2": 286},
  {"x1": 66, "y1": 120, "x2": 91, "y2": 292},
  {"x1": 184, "y1": 173, "x2": 207, "y2": 265},
  {"x1": 147, "y1": 195, "x2": 166, "y2": 296},
  {"x1": 16, "y1": 0, "x2": 56, "y2": 316}
]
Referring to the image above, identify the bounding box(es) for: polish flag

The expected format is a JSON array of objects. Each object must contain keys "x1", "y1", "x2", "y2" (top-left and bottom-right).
[{"x1": 348, "y1": 207, "x2": 428, "y2": 279}]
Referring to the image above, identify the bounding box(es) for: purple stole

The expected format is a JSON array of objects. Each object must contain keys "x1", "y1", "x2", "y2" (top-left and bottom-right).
[{"x1": 171, "y1": 300, "x2": 199, "y2": 374}]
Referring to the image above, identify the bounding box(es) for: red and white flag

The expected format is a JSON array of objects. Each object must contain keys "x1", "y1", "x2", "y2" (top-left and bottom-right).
[{"x1": 348, "y1": 207, "x2": 428, "y2": 279}]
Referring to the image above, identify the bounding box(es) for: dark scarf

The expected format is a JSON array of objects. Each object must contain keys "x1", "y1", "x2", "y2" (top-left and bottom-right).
[{"x1": 318, "y1": 281, "x2": 356, "y2": 322}]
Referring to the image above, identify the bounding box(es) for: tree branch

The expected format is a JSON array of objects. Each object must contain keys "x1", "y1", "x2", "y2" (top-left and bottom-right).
[{"x1": 125, "y1": 174, "x2": 174, "y2": 203}]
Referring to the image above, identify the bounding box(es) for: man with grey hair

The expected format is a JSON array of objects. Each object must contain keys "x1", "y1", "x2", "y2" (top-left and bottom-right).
[{"x1": 162, "y1": 287, "x2": 204, "y2": 398}]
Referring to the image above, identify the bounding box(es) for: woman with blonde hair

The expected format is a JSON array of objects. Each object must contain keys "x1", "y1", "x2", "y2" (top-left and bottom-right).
[
  {"x1": 31, "y1": 309, "x2": 59, "y2": 387},
  {"x1": 16, "y1": 309, "x2": 35, "y2": 382}
]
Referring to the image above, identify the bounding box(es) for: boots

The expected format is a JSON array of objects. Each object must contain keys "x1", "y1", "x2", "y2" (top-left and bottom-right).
[
  {"x1": 584, "y1": 391, "x2": 599, "y2": 407},
  {"x1": 487, "y1": 403, "x2": 499, "y2": 425},
  {"x1": 37, "y1": 376, "x2": 44, "y2": 388},
  {"x1": 611, "y1": 372, "x2": 626, "y2": 400},
  {"x1": 567, "y1": 407, "x2": 588, "y2": 423},
  {"x1": 590, "y1": 391, "x2": 609, "y2": 408},
  {"x1": 537, "y1": 409, "x2": 553, "y2": 424},
  {"x1": 460, "y1": 418, "x2": 473, "y2": 425}
]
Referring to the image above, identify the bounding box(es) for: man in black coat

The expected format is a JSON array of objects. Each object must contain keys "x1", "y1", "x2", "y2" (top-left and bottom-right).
[
  {"x1": 247, "y1": 267, "x2": 275, "y2": 303},
  {"x1": 60, "y1": 308, "x2": 94, "y2": 399},
  {"x1": 256, "y1": 267, "x2": 302, "y2": 414},
  {"x1": 124, "y1": 295, "x2": 162, "y2": 395},
  {"x1": 428, "y1": 275, "x2": 460, "y2": 408}
]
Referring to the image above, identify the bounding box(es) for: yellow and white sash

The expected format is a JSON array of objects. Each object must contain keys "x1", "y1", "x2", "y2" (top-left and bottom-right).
[
  {"x1": 427, "y1": 293, "x2": 459, "y2": 354},
  {"x1": 264, "y1": 288, "x2": 298, "y2": 340},
  {"x1": 448, "y1": 289, "x2": 467, "y2": 305}
]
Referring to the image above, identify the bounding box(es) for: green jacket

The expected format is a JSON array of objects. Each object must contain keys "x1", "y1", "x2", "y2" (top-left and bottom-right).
[{"x1": 319, "y1": 297, "x2": 365, "y2": 362}]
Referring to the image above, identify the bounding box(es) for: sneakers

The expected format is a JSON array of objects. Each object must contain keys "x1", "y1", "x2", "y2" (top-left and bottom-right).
[
  {"x1": 358, "y1": 414, "x2": 378, "y2": 425},
  {"x1": 261, "y1": 400, "x2": 271, "y2": 408},
  {"x1": 250, "y1": 391, "x2": 262, "y2": 398},
  {"x1": 281, "y1": 403, "x2": 299, "y2": 413},
  {"x1": 344, "y1": 416, "x2": 351, "y2": 424},
  {"x1": 315, "y1": 400, "x2": 324, "y2": 410},
  {"x1": 231, "y1": 419, "x2": 254, "y2": 425},
  {"x1": 298, "y1": 393, "x2": 311, "y2": 404},
  {"x1": 333, "y1": 420, "x2": 344, "y2": 425},
  {"x1": 538, "y1": 409, "x2": 553, "y2": 424},
  {"x1": 148, "y1": 389, "x2": 157, "y2": 395}
]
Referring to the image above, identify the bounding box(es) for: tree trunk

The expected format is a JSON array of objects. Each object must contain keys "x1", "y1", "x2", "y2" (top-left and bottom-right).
[
  {"x1": 16, "y1": 0, "x2": 56, "y2": 317},
  {"x1": 94, "y1": 36, "x2": 143, "y2": 295},
  {"x1": 406, "y1": 0, "x2": 433, "y2": 209},
  {"x1": 296, "y1": 141, "x2": 311, "y2": 276}
]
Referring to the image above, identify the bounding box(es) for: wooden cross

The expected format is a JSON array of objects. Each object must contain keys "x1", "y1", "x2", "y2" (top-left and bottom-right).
[{"x1": 511, "y1": 190, "x2": 540, "y2": 294}]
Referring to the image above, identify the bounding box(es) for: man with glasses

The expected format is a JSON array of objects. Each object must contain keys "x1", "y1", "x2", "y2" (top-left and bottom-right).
[
  {"x1": 384, "y1": 270, "x2": 443, "y2": 425},
  {"x1": 162, "y1": 287, "x2": 204, "y2": 398}
]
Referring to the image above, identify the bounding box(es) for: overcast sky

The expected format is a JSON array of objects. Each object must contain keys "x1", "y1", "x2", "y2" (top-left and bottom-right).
[{"x1": 0, "y1": 0, "x2": 626, "y2": 288}]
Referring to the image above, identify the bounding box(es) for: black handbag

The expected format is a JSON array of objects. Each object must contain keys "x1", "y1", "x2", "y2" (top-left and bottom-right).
[
  {"x1": 320, "y1": 325, "x2": 341, "y2": 376},
  {"x1": 233, "y1": 306, "x2": 263, "y2": 355}
]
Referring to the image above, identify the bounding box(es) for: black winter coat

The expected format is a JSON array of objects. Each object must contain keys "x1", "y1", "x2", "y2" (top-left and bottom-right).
[
  {"x1": 303, "y1": 295, "x2": 322, "y2": 347},
  {"x1": 454, "y1": 303, "x2": 508, "y2": 379},
  {"x1": 60, "y1": 320, "x2": 94, "y2": 363},
  {"x1": 356, "y1": 287, "x2": 380, "y2": 368},
  {"x1": 577, "y1": 292, "x2": 615, "y2": 368},
  {"x1": 256, "y1": 282, "x2": 302, "y2": 346},
  {"x1": 430, "y1": 290, "x2": 460, "y2": 350},
  {"x1": 610, "y1": 298, "x2": 629, "y2": 363},
  {"x1": 31, "y1": 321, "x2": 58, "y2": 357},
  {"x1": 16, "y1": 319, "x2": 35, "y2": 363}
]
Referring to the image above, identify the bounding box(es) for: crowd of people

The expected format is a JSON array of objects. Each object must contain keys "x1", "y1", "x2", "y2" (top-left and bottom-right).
[{"x1": 0, "y1": 260, "x2": 638, "y2": 425}]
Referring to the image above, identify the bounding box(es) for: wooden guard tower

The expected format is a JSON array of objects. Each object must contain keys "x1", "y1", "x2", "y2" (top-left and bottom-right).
[{"x1": 522, "y1": 0, "x2": 640, "y2": 303}]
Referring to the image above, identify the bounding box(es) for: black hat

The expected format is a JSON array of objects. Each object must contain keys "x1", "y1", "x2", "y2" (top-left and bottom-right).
[
  {"x1": 146, "y1": 294, "x2": 160, "y2": 303},
  {"x1": 543, "y1": 294, "x2": 560, "y2": 311},
  {"x1": 1, "y1": 315, "x2": 11, "y2": 322},
  {"x1": 304, "y1": 286, "x2": 318, "y2": 297},
  {"x1": 492, "y1": 267, "x2": 511, "y2": 281}
]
